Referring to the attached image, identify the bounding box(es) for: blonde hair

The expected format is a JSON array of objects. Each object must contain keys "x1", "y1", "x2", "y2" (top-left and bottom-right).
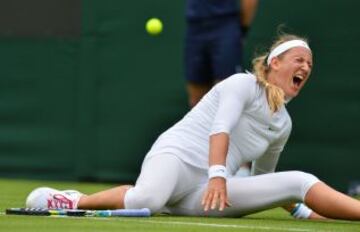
[{"x1": 252, "y1": 34, "x2": 309, "y2": 113}]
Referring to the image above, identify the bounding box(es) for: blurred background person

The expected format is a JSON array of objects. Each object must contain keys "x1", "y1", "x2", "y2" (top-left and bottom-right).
[
  {"x1": 184, "y1": 0, "x2": 258, "y2": 108},
  {"x1": 184, "y1": 0, "x2": 258, "y2": 176}
]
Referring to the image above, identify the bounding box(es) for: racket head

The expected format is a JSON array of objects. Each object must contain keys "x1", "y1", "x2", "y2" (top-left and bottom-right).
[
  {"x1": 5, "y1": 208, "x2": 87, "y2": 216},
  {"x1": 6, "y1": 208, "x2": 51, "y2": 216}
]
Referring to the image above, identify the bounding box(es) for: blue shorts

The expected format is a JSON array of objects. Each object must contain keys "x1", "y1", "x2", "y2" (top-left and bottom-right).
[{"x1": 185, "y1": 15, "x2": 244, "y2": 84}]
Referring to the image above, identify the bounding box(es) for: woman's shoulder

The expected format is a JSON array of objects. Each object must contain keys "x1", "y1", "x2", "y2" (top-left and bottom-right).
[
  {"x1": 217, "y1": 72, "x2": 258, "y2": 91},
  {"x1": 214, "y1": 72, "x2": 260, "y2": 104},
  {"x1": 225, "y1": 72, "x2": 257, "y2": 84},
  {"x1": 221, "y1": 72, "x2": 260, "y2": 93}
]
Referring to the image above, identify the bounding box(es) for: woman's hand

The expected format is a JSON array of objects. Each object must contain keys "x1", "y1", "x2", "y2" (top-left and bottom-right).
[{"x1": 201, "y1": 177, "x2": 231, "y2": 211}]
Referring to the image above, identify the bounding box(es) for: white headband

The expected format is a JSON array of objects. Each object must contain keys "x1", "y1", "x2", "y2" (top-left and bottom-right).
[{"x1": 267, "y1": 40, "x2": 311, "y2": 66}]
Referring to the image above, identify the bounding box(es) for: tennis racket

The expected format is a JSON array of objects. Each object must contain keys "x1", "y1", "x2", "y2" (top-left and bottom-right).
[{"x1": 5, "y1": 208, "x2": 151, "y2": 217}]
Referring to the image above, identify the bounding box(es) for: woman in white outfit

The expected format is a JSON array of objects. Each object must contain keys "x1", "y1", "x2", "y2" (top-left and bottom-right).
[{"x1": 26, "y1": 34, "x2": 360, "y2": 220}]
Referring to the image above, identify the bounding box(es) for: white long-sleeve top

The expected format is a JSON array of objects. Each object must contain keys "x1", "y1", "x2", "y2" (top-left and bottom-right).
[{"x1": 146, "y1": 73, "x2": 292, "y2": 176}]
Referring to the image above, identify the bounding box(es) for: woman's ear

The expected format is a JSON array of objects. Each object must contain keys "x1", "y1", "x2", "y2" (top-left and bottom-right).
[{"x1": 270, "y1": 57, "x2": 281, "y2": 71}]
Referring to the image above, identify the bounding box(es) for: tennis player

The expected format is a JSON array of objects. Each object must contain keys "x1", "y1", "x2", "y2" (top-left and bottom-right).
[{"x1": 26, "y1": 33, "x2": 360, "y2": 220}]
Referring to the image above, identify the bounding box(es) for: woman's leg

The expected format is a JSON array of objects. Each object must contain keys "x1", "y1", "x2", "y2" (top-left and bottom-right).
[
  {"x1": 79, "y1": 154, "x2": 195, "y2": 213},
  {"x1": 124, "y1": 155, "x2": 205, "y2": 213},
  {"x1": 305, "y1": 182, "x2": 360, "y2": 220},
  {"x1": 26, "y1": 154, "x2": 187, "y2": 213},
  {"x1": 77, "y1": 185, "x2": 132, "y2": 209},
  {"x1": 169, "y1": 171, "x2": 319, "y2": 217}
]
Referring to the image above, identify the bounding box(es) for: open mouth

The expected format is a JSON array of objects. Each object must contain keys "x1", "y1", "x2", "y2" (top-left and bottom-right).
[{"x1": 292, "y1": 75, "x2": 304, "y2": 87}]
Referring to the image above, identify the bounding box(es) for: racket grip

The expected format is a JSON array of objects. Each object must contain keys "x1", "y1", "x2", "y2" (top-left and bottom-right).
[{"x1": 107, "y1": 208, "x2": 151, "y2": 217}]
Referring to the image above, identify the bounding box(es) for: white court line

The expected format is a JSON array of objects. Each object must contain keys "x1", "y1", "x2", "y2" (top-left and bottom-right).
[
  {"x1": 0, "y1": 212, "x2": 335, "y2": 232},
  {"x1": 133, "y1": 219, "x2": 332, "y2": 232}
]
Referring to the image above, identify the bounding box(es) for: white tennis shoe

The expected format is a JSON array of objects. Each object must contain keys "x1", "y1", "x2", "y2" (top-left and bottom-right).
[{"x1": 25, "y1": 187, "x2": 83, "y2": 209}]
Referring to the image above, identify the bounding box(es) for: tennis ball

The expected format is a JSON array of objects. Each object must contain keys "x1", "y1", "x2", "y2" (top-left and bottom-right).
[{"x1": 146, "y1": 18, "x2": 163, "y2": 36}]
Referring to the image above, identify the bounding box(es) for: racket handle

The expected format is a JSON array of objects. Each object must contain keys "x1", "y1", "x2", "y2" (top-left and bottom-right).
[{"x1": 107, "y1": 208, "x2": 151, "y2": 217}]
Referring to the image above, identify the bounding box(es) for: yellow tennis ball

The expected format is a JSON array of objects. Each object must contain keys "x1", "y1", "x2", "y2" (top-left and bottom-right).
[{"x1": 146, "y1": 18, "x2": 163, "y2": 36}]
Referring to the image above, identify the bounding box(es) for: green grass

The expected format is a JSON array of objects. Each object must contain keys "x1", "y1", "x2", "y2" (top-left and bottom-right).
[{"x1": 1, "y1": 178, "x2": 360, "y2": 232}]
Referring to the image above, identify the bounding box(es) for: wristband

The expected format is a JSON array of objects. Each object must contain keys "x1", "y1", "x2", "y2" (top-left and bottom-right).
[
  {"x1": 208, "y1": 165, "x2": 227, "y2": 179},
  {"x1": 291, "y1": 203, "x2": 312, "y2": 219}
]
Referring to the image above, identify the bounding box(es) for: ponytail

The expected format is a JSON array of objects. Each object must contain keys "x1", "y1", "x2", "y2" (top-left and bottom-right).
[{"x1": 252, "y1": 55, "x2": 285, "y2": 113}]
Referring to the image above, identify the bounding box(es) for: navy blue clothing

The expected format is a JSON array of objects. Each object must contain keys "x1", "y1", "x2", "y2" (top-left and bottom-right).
[
  {"x1": 186, "y1": 0, "x2": 240, "y2": 21},
  {"x1": 185, "y1": 0, "x2": 243, "y2": 84}
]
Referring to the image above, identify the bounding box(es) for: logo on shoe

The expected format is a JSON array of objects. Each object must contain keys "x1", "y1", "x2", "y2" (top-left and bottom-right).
[{"x1": 47, "y1": 194, "x2": 74, "y2": 209}]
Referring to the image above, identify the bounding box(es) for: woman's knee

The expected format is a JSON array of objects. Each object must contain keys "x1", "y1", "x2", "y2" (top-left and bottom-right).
[
  {"x1": 286, "y1": 171, "x2": 320, "y2": 200},
  {"x1": 124, "y1": 187, "x2": 167, "y2": 213},
  {"x1": 287, "y1": 171, "x2": 318, "y2": 182}
]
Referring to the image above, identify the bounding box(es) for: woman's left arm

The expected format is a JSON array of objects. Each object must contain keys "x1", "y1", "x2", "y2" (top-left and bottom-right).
[
  {"x1": 253, "y1": 133, "x2": 327, "y2": 220},
  {"x1": 283, "y1": 203, "x2": 327, "y2": 220},
  {"x1": 251, "y1": 123, "x2": 291, "y2": 175}
]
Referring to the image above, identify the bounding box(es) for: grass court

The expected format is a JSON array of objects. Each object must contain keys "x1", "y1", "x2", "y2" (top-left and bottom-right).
[{"x1": 1, "y1": 178, "x2": 360, "y2": 232}]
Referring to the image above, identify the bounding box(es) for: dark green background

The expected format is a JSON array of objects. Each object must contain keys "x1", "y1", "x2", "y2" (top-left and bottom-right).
[{"x1": 0, "y1": 0, "x2": 359, "y2": 192}]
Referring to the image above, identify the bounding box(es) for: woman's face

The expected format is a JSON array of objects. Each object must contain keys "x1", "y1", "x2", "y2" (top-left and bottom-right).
[{"x1": 268, "y1": 47, "x2": 313, "y2": 98}]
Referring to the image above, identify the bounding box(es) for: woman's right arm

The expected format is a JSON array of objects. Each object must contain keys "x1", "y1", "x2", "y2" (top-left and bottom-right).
[
  {"x1": 202, "y1": 132, "x2": 230, "y2": 212},
  {"x1": 205, "y1": 75, "x2": 256, "y2": 211}
]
